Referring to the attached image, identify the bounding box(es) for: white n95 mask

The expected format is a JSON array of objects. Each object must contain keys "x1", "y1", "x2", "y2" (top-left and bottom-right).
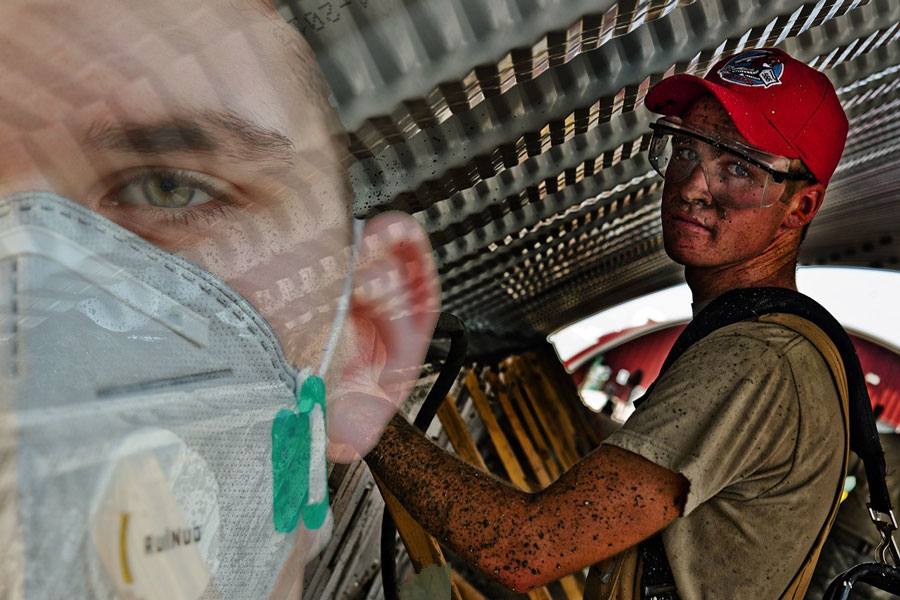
[{"x1": 0, "y1": 191, "x2": 357, "y2": 600}]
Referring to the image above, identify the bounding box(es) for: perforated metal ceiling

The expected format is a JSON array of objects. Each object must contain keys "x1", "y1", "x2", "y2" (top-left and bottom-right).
[{"x1": 284, "y1": 0, "x2": 900, "y2": 356}]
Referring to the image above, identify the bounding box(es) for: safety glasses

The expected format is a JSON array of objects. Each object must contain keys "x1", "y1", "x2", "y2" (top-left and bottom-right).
[{"x1": 648, "y1": 118, "x2": 815, "y2": 209}]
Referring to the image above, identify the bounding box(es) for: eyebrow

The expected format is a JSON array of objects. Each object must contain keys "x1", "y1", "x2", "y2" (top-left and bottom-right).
[{"x1": 82, "y1": 109, "x2": 296, "y2": 167}]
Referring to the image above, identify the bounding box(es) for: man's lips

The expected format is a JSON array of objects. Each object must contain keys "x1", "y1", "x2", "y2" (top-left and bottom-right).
[{"x1": 670, "y1": 213, "x2": 712, "y2": 233}]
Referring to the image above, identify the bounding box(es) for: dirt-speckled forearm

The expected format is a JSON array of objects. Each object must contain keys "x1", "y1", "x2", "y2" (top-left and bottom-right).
[
  {"x1": 364, "y1": 413, "x2": 687, "y2": 593},
  {"x1": 364, "y1": 413, "x2": 535, "y2": 585}
]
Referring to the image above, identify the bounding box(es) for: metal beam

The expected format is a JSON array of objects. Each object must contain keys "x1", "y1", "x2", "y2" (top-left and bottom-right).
[
  {"x1": 348, "y1": 0, "x2": 813, "y2": 212},
  {"x1": 442, "y1": 185, "x2": 662, "y2": 307},
  {"x1": 291, "y1": 0, "x2": 621, "y2": 131}
]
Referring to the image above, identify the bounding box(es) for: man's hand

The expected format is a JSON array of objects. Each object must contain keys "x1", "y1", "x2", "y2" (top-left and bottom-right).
[
  {"x1": 365, "y1": 415, "x2": 688, "y2": 593},
  {"x1": 326, "y1": 313, "x2": 398, "y2": 462}
]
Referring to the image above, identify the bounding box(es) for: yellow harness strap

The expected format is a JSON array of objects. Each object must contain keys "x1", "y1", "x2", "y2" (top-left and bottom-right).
[{"x1": 759, "y1": 314, "x2": 851, "y2": 600}]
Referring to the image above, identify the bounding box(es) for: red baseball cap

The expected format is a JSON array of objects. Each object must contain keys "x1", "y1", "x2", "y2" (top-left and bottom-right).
[{"x1": 645, "y1": 48, "x2": 848, "y2": 185}]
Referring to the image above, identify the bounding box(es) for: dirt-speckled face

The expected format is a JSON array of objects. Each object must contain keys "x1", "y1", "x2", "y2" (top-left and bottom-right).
[
  {"x1": 660, "y1": 95, "x2": 795, "y2": 269},
  {"x1": 0, "y1": 0, "x2": 354, "y2": 368}
]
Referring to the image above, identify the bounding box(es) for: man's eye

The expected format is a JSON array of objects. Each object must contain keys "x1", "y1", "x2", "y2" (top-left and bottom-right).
[
  {"x1": 139, "y1": 176, "x2": 210, "y2": 208},
  {"x1": 672, "y1": 147, "x2": 697, "y2": 162},
  {"x1": 113, "y1": 169, "x2": 225, "y2": 209},
  {"x1": 97, "y1": 168, "x2": 246, "y2": 244},
  {"x1": 725, "y1": 162, "x2": 752, "y2": 178}
]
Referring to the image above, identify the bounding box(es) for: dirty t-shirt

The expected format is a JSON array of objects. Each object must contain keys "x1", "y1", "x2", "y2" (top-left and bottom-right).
[{"x1": 596, "y1": 320, "x2": 845, "y2": 599}]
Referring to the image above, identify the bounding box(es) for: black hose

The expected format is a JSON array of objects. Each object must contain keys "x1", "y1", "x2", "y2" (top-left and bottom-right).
[
  {"x1": 822, "y1": 562, "x2": 900, "y2": 599},
  {"x1": 381, "y1": 312, "x2": 468, "y2": 600}
]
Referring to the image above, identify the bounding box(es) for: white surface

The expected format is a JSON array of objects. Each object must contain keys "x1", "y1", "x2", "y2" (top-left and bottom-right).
[{"x1": 550, "y1": 267, "x2": 900, "y2": 362}]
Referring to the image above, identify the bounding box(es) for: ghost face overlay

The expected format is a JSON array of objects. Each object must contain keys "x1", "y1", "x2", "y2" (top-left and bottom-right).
[
  {"x1": 0, "y1": 2, "x2": 363, "y2": 599},
  {"x1": 0, "y1": 0, "x2": 356, "y2": 365}
]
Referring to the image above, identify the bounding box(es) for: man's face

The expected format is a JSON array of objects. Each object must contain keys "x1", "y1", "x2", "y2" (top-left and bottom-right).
[
  {"x1": 0, "y1": 0, "x2": 353, "y2": 368},
  {"x1": 659, "y1": 96, "x2": 796, "y2": 269}
]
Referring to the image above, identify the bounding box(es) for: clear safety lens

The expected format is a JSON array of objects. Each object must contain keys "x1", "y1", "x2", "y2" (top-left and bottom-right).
[{"x1": 648, "y1": 120, "x2": 797, "y2": 209}]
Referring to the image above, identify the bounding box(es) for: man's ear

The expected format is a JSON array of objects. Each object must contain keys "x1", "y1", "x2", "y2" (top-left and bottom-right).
[
  {"x1": 327, "y1": 212, "x2": 441, "y2": 462},
  {"x1": 783, "y1": 182, "x2": 826, "y2": 229}
]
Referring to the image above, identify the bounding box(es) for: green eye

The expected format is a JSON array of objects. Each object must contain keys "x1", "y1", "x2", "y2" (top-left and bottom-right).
[
  {"x1": 142, "y1": 176, "x2": 205, "y2": 208},
  {"x1": 116, "y1": 170, "x2": 219, "y2": 209}
]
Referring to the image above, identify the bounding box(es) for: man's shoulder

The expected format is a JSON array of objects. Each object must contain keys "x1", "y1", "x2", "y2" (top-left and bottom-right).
[
  {"x1": 682, "y1": 318, "x2": 839, "y2": 409},
  {"x1": 698, "y1": 318, "x2": 814, "y2": 356},
  {"x1": 667, "y1": 317, "x2": 834, "y2": 392},
  {"x1": 653, "y1": 320, "x2": 808, "y2": 405}
]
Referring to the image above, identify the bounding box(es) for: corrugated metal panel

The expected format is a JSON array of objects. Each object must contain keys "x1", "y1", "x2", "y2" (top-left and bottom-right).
[{"x1": 285, "y1": 0, "x2": 898, "y2": 356}]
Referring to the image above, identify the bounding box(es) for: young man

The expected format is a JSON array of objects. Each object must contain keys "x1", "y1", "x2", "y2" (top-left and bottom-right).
[
  {"x1": 0, "y1": 1, "x2": 439, "y2": 598},
  {"x1": 364, "y1": 47, "x2": 850, "y2": 598}
]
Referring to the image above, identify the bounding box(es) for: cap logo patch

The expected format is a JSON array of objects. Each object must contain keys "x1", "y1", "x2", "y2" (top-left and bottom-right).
[{"x1": 717, "y1": 50, "x2": 784, "y2": 88}]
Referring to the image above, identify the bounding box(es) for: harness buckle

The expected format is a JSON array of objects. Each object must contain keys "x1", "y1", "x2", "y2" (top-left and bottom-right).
[{"x1": 867, "y1": 505, "x2": 900, "y2": 566}]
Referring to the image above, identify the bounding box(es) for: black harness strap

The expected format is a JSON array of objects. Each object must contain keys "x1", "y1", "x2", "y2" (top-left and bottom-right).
[
  {"x1": 633, "y1": 287, "x2": 892, "y2": 599},
  {"x1": 639, "y1": 535, "x2": 680, "y2": 600}
]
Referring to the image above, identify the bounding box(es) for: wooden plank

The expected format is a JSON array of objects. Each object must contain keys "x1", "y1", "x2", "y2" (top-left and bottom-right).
[
  {"x1": 463, "y1": 369, "x2": 529, "y2": 489},
  {"x1": 483, "y1": 369, "x2": 554, "y2": 488},
  {"x1": 450, "y1": 569, "x2": 488, "y2": 600},
  {"x1": 518, "y1": 358, "x2": 580, "y2": 469},
  {"x1": 528, "y1": 585, "x2": 555, "y2": 600},
  {"x1": 522, "y1": 355, "x2": 580, "y2": 466},
  {"x1": 501, "y1": 367, "x2": 563, "y2": 480},
  {"x1": 437, "y1": 395, "x2": 489, "y2": 471},
  {"x1": 527, "y1": 354, "x2": 579, "y2": 440},
  {"x1": 372, "y1": 475, "x2": 464, "y2": 600},
  {"x1": 500, "y1": 365, "x2": 584, "y2": 600},
  {"x1": 560, "y1": 573, "x2": 585, "y2": 598},
  {"x1": 437, "y1": 389, "x2": 557, "y2": 600},
  {"x1": 536, "y1": 349, "x2": 601, "y2": 449},
  {"x1": 464, "y1": 370, "x2": 582, "y2": 600},
  {"x1": 508, "y1": 359, "x2": 578, "y2": 470}
]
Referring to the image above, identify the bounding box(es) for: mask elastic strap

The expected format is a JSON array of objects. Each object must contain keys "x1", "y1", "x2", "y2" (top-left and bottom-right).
[
  {"x1": 316, "y1": 217, "x2": 364, "y2": 378},
  {"x1": 278, "y1": 217, "x2": 363, "y2": 535}
]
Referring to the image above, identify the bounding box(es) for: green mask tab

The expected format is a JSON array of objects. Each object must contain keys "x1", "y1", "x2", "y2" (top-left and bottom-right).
[{"x1": 271, "y1": 374, "x2": 329, "y2": 532}]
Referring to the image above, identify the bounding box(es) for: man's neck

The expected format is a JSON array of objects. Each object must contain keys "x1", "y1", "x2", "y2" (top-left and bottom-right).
[{"x1": 684, "y1": 253, "x2": 799, "y2": 305}]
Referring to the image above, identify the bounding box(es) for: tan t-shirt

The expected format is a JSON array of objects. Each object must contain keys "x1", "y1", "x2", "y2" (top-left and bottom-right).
[{"x1": 595, "y1": 320, "x2": 845, "y2": 599}]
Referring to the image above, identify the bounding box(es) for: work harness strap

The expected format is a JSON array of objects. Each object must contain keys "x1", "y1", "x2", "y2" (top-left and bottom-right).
[
  {"x1": 761, "y1": 312, "x2": 850, "y2": 599},
  {"x1": 633, "y1": 287, "x2": 899, "y2": 600}
]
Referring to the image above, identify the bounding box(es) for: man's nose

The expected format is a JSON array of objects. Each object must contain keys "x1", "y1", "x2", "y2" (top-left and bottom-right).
[{"x1": 677, "y1": 161, "x2": 714, "y2": 207}]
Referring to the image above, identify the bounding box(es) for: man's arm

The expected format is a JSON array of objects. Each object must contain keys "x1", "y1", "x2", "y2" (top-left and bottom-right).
[{"x1": 364, "y1": 414, "x2": 688, "y2": 592}]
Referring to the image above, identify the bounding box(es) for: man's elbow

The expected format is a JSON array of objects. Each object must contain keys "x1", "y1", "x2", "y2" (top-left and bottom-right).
[
  {"x1": 507, "y1": 573, "x2": 547, "y2": 594},
  {"x1": 482, "y1": 560, "x2": 555, "y2": 593}
]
